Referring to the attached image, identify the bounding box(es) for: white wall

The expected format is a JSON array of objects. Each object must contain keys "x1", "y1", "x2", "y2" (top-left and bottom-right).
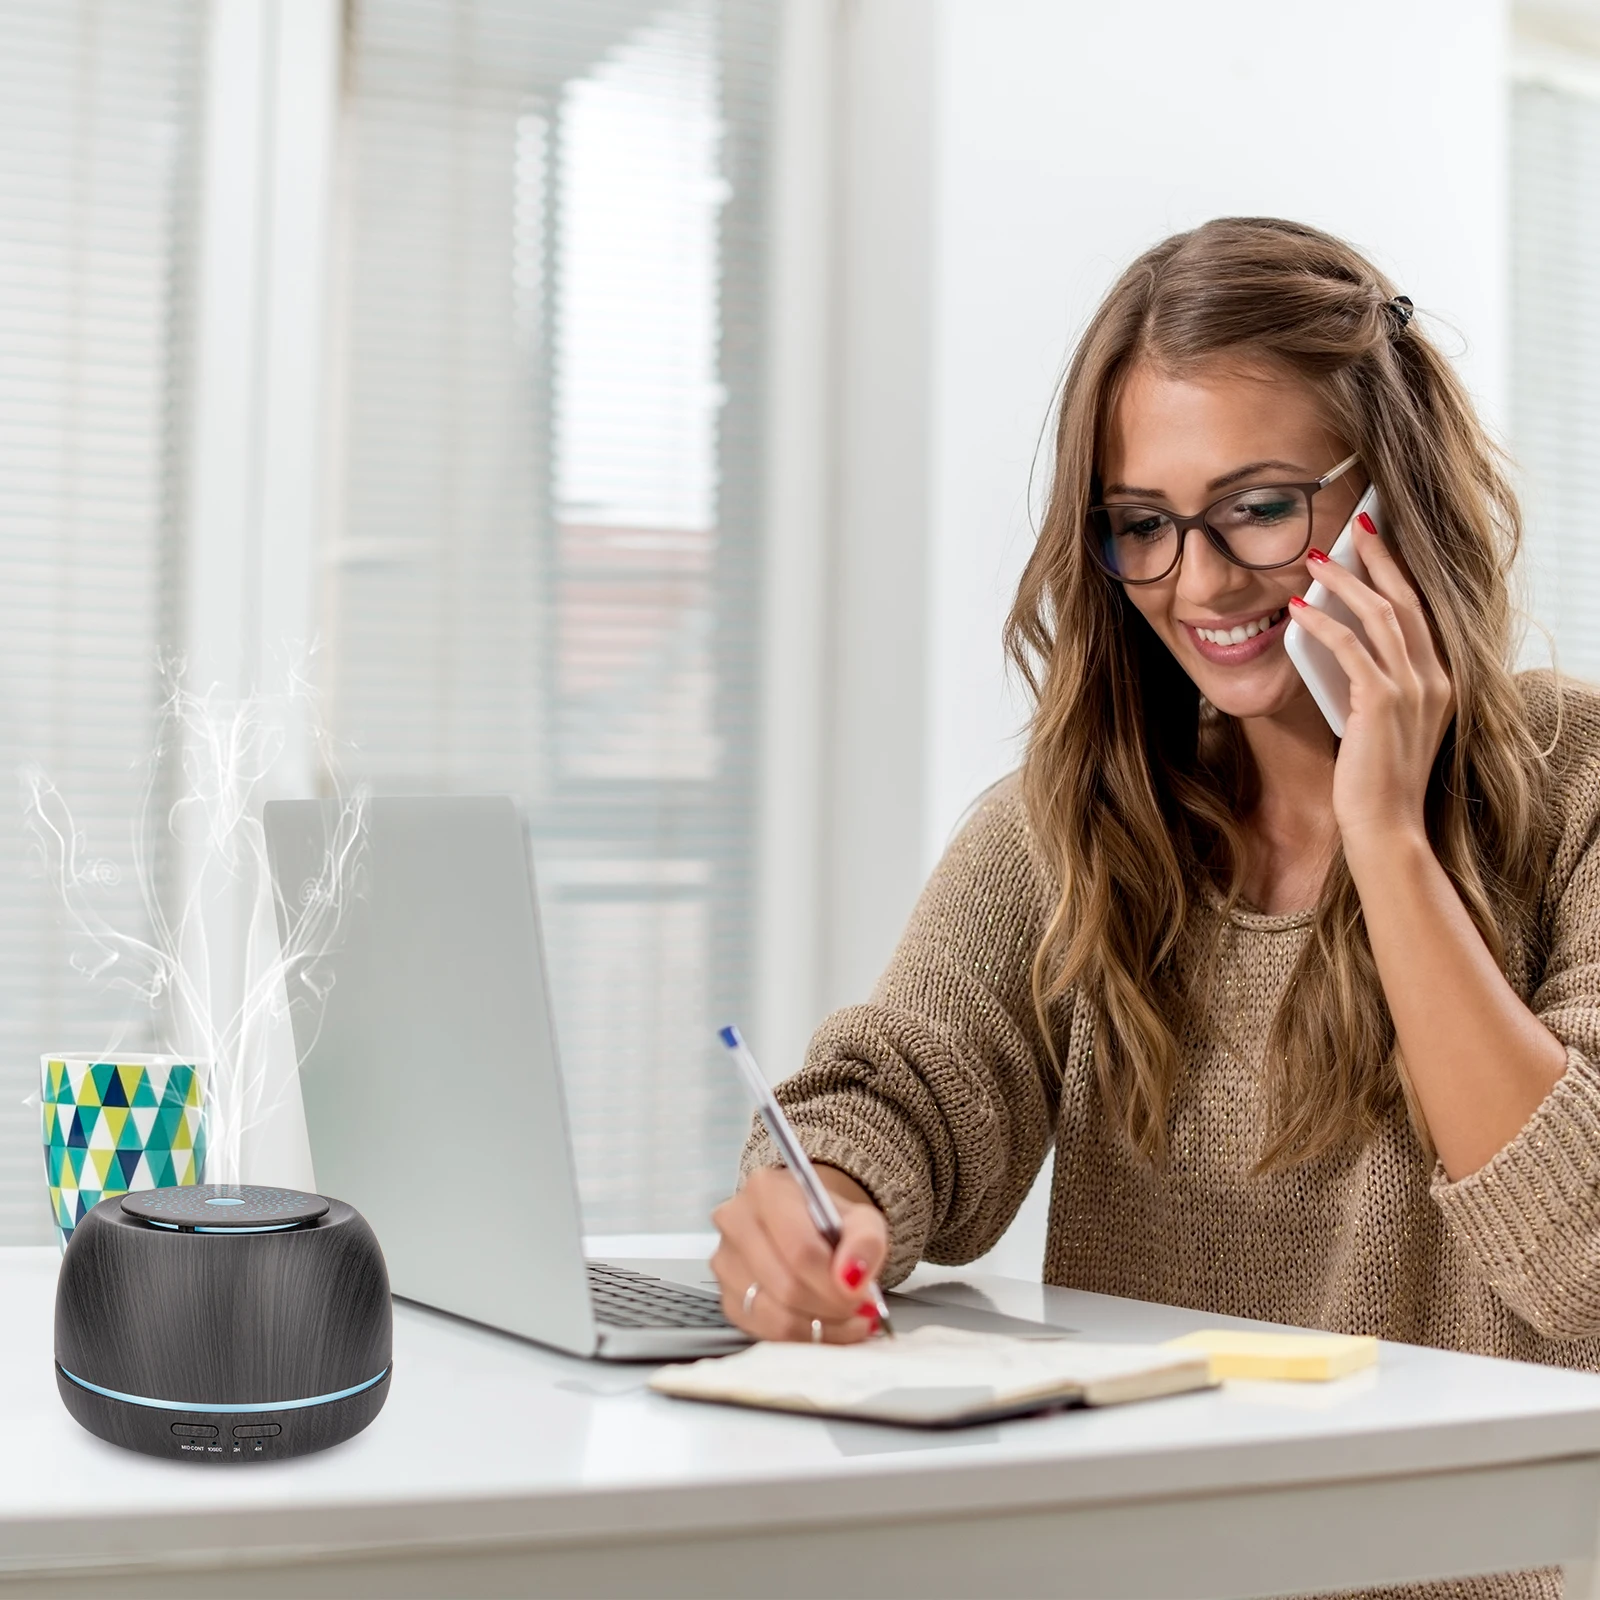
[{"x1": 809, "y1": 0, "x2": 938, "y2": 1023}]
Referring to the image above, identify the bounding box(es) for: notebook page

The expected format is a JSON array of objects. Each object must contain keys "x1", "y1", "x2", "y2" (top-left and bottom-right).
[{"x1": 650, "y1": 1325, "x2": 1212, "y2": 1418}]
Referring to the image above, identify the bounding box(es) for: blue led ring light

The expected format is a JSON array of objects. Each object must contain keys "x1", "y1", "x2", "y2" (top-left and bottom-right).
[
  {"x1": 144, "y1": 1220, "x2": 303, "y2": 1234},
  {"x1": 58, "y1": 1365, "x2": 389, "y2": 1414}
]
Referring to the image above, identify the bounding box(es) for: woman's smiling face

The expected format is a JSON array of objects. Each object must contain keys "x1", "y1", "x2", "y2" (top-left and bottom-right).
[{"x1": 1099, "y1": 357, "x2": 1365, "y2": 722}]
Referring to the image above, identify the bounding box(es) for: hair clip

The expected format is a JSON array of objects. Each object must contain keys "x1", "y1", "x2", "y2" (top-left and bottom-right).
[{"x1": 1387, "y1": 294, "x2": 1414, "y2": 331}]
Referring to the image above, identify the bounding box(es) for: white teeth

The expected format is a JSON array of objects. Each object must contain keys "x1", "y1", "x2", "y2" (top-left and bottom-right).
[{"x1": 1194, "y1": 608, "x2": 1286, "y2": 646}]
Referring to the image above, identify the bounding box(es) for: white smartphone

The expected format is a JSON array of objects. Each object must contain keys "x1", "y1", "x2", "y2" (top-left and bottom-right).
[{"x1": 1282, "y1": 482, "x2": 1380, "y2": 737}]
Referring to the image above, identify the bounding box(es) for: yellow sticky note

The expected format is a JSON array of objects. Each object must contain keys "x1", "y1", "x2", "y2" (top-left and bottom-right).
[{"x1": 1164, "y1": 1329, "x2": 1378, "y2": 1382}]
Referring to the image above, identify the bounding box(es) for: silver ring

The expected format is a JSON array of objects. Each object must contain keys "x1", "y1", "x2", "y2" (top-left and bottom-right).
[
  {"x1": 811, "y1": 1317, "x2": 823, "y2": 1344},
  {"x1": 743, "y1": 1282, "x2": 760, "y2": 1317}
]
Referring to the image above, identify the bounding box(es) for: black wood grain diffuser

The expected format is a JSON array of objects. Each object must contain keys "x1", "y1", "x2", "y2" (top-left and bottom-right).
[{"x1": 54, "y1": 1184, "x2": 391, "y2": 1461}]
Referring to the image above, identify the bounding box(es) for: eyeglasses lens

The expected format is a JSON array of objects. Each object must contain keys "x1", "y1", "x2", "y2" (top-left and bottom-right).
[{"x1": 1093, "y1": 485, "x2": 1313, "y2": 579}]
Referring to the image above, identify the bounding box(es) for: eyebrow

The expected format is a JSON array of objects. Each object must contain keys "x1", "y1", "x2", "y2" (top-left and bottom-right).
[{"x1": 1102, "y1": 460, "x2": 1310, "y2": 500}]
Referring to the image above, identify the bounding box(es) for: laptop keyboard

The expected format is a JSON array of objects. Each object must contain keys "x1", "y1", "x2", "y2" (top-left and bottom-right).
[{"x1": 587, "y1": 1262, "x2": 735, "y2": 1330}]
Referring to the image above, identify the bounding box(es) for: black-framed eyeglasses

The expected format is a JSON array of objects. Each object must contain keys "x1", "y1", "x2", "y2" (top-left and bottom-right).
[{"x1": 1086, "y1": 453, "x2": 1361, "y2": 584}]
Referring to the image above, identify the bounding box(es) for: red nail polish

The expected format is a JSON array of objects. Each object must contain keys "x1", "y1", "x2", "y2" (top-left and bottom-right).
[
  {"x1": 841, "y1": 1258, "x2": 866, "y2": 1290},
  {"x1": 1356, "y1": 512, "x2": 1376, "y2": 536},
  {"x1": 1306, "y1": 547, "x2": 1329, "y2": 563},
  {"x1": 1289, "y1": 595, "x2": 1307, "y2": 608},
  {"x1": 856, "y1": 1301, "x2": 877, "y2": 1318}
]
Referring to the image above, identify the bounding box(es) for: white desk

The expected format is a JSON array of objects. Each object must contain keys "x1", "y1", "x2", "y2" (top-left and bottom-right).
[{"x1": 6, "y1": 1243, "x2": 1600, "y2": 1599}]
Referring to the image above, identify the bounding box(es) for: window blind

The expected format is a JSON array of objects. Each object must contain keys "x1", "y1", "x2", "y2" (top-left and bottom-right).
[
  {"x1": 1512, "y1": 75, "x2": 1600, "y2": 679},
  {"x1": 0, "y1": 1, "x2": 201, "y2": 1243},
  {"x1": 329, "y1": 0, "x2": 777, "y2": 1231}
]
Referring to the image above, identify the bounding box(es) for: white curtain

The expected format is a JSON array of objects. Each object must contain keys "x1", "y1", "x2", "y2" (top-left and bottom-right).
[
  {"x1": 328, "y1": 0, "x2": 777, "y2": 1230},
  {"x1": 0, "y1": 1, "x2": 203, "y2": 1243},
  {"x1": 1513, "y1": 74, "x2": 1600, "y2": 680}
]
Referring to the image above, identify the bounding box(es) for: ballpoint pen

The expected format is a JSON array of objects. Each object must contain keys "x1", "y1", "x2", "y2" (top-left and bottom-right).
[{"x1": 718, "y1": 1025, "x2": 895, "y2": 1337}]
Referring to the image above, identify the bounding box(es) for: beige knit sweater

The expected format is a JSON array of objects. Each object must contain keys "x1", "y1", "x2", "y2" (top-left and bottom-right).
[{"x1": 745, "y1": 671, "x2": 1600, "y2": 1600}]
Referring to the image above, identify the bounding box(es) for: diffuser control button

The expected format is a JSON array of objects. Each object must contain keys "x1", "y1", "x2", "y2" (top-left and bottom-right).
[
  {"x1": 232, "y1": 1423, "x2": 281, "y2": 1438},
  {"x1": 170, "y1": 1423, "x2": 218, "y2": 1438}
]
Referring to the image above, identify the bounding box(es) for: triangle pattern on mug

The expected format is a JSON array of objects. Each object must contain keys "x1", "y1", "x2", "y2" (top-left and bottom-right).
[{"x1": 39, "y1": 1059, "x2": 206, "y2": 1245}]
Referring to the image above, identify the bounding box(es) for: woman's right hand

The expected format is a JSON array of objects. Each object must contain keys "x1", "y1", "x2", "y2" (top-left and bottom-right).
[{"x1": 711, "y1": 1165, "x2": 890, "y2": 1343}]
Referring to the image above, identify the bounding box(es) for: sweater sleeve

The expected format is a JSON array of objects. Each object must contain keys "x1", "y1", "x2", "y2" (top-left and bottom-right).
[
  {"x1": 1431, "y1": 690, "x2": 1600, "y2": 1338},
  {"x1": 739, "y1": 779, "x2": 1060, "y2": 1287}
]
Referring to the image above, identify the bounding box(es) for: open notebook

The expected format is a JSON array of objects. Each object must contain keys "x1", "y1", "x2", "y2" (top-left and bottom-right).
[{"x1": 649, "y1": 1325, "x2": 1216, "y2": 1427}]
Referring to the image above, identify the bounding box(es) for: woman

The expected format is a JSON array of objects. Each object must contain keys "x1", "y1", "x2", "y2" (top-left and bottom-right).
[{"x1": 711, "y1": 219, "x2": 1600, "y2": 1402}]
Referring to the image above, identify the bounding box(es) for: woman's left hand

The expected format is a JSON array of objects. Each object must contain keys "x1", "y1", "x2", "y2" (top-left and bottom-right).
[{"x1": 1287, "y1": 512, "x2": 1454, "y2": 853}]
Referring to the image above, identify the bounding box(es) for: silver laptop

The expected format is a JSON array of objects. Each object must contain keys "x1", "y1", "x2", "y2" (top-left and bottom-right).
[{"x1": 262, "y1": 795, "x2": 750, "y2": 1361}]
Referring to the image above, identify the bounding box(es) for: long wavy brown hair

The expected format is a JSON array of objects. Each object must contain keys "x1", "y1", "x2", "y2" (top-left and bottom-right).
[{"x1": 1005, "y1": 216, "x2": 1550, "y2": 1168}]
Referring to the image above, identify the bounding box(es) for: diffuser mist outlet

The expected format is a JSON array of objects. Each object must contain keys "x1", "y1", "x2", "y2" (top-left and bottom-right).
[{"x1": 54, "y1": 1184, "x2": 391, "y2": 1461}]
